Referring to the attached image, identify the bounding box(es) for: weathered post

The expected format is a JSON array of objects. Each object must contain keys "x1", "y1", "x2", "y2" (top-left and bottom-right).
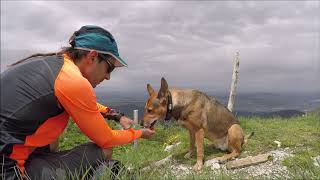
[
  {"x1": 227, "y1": 52, "x2": 240, "y2": 112},
  {"x1": 133, "y1": 109, "x2": 139, "y2": 148}
]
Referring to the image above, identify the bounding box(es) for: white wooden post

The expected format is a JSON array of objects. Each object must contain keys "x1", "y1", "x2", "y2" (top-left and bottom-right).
[
  {"x1": 227, "y1": 52, "x2": 240, "y2": 112},
  {"x1": 133, "y1": 109, "x2": 139, "y2": 148}
]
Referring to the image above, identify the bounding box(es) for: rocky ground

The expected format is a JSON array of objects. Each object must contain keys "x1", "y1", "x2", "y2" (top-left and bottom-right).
[
  {"x1": 221, "y1": 149, "x2": 293, "y2": 178},
  {"x1": 148, "y1": 148, "x2": 296, "y2": 179}
]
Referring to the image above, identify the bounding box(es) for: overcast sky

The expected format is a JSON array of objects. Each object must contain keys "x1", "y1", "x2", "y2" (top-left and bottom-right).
[{"x1": 1, "y1": 1, "x2": 319, "y2": 95}]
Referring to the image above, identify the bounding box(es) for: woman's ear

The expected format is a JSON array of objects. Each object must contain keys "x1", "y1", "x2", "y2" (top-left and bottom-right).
[{"x1": 87, "y1": 50, "x2": 98, "y2": 62}]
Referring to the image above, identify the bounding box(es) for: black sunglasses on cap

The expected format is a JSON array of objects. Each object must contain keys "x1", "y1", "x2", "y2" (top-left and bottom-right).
[{"x1": 98, "y1": 54, "x2": 115, "y2": 73}]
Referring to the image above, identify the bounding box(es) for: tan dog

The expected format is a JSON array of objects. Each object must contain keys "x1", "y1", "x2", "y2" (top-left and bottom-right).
[{"x1": 143, "y1": 77, "x2": 252, "y2": 170}]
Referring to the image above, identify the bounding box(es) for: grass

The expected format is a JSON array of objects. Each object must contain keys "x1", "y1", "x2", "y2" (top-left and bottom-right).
[{"x1": 59, "y1": 109, "x2": 320, "y2": 179}]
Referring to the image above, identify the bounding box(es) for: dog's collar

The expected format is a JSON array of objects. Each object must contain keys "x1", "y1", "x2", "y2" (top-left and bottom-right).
[{"x1": 165, "y1": 91, "x2": 173, "y2": 121}]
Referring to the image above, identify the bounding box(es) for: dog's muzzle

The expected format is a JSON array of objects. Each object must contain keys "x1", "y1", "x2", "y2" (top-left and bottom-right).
[
  {"x1": 144, "y1": 120, "x2": 158, "y2": 128},
  {"x1": 150, "y1": 120, "x2": 157, "y2": 128}
]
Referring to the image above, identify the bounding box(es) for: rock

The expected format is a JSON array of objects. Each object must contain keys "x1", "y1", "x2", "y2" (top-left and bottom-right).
[
  {"x1": 142, "y1": 155, "x2": 173, "y2": 172},
  {"x1": 270, "y1": 149, "x2": 293, "y2": 162},
  {"x1": 204, "y1": 158, "x2": 220, "y2": 170},
  {"x1": 273, "y1": 140, "x2": 281, "y2": 148},
  {"x1": 164, "y1": 142, "x2": 181, "y2": 152},
  {"x1": 154, "y1": 155, "x2": 173, "y2": 166},
  {"x1": 225, "y1": 153, "x2": 271, "y2": 169},
  {"x1": 171, "y1": 163, "x2": 192, "y2": 177},
  {"x1": 313, "y1": 156, "x2": 320, "y2": 167},
  {"x1": 225, "y1": 148, "x2": 293, "y2": 178},
  {"x1": 147, "y1": 148, "x2": 294, "y2": 179}
]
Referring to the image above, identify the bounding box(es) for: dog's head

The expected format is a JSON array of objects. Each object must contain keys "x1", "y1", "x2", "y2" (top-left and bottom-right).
[{"x1": 143, "y1": 77, "x2": 170, "y2": 128}]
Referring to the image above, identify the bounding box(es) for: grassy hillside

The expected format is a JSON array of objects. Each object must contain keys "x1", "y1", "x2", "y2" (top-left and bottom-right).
[
  {"x1": 309, "y1": 107, "x2": 320, "y2": 117},
  {"x1": 59, "y1": 109, "x2": 320, "y2": 179}
]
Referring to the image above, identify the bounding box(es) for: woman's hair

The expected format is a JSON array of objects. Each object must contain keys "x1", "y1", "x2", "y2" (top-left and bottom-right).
[{"x1": 7, "y1": 47, "x2": 111, "y2": 67}]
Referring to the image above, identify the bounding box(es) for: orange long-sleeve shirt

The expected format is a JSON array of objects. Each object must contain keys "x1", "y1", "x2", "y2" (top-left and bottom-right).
[
  {"x1": 3, "y1": 54, "x2": 142, "y2": 175},
  {"x1": 55, "y1": 55, "x2": 142, "y2": 148}
]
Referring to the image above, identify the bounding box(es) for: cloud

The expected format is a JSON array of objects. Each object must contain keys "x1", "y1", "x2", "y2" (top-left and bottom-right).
[{"x1": 1, "y1": 1, "x2": 319, "y2": 94}]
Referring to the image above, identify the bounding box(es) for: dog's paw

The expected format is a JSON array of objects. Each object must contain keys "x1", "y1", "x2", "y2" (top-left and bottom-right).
[
  {"x1": 192, "y1": 162, "x2": 203, "y2": 171},
  {"x1": 184, "y1": 152, "x2": 194, "y2": 159}
]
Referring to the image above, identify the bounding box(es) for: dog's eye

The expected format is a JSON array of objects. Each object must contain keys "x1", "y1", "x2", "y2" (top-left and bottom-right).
[{"x1": 147, "y1": 109, "x2": 152, "y2": 113}]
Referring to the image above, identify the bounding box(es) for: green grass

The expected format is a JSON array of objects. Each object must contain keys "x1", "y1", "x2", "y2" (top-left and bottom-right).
[{"x1": 59, "y1": 110, "x2": 320, "y2": 179}]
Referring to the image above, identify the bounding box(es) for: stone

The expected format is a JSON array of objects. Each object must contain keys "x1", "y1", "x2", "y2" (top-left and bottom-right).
[
  {"x1": 313, "y1": 156, "x2": 320, "y2": 167},
  {"x1": 164, "y1": 142, "x2": 181, "y2": 152},
  {"x1": 204, "y1": 158, "x2": 221, "y2": 170}
]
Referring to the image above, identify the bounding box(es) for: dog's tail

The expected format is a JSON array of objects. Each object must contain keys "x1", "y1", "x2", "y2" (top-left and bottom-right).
[{"x1": 243, "y1": 132, "x2": 254, "y2": 145}]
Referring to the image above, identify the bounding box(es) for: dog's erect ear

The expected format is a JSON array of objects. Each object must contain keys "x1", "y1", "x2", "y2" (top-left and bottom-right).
[
  {"x1": 157, "y1": 77, "x2": 168, "y2": 99},
  {"x1": 147, "y1": 84, "x2": 155, "y2": 96}
]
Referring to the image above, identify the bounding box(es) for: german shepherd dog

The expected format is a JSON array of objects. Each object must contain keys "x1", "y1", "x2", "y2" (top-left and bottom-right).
[{"x1": 143, "y1": 78, "x2": 252, "y2": 170}]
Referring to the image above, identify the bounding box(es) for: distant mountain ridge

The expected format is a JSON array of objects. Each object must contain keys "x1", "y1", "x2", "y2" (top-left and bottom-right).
[
  {"x1": 234, "y1": 109, "x2": 305, "y2": 118},
  {"x1": 95, "y1": 91, "x2": 319, "y2": 120}
]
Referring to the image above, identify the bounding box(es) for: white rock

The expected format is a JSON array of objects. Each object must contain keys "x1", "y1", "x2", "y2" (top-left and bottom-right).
[
  {"x1": 170, "y1": 163, "x2": 192, "y2": 179},
  {"x1": 273, "y1": 140, "x2": 281, "y2": 148},
  {"x1": 164, "y1": 142, "x2": 181, "y2": 152},
  {"x1": 154, "y1": 155, "x2": 173, "y2": 166},
  {"x1": 142, "y1": 155, "x2": 173, "y2": 172},
  {"x1": 313, "y1": 155, "x2": 320, "y2": 167},
  {"x1": 270, "y1": 149, "x2": 293, "y2": 162},
  {"x1": 204, "y1": 158, "x2": 220, "y2": 170},
  {"x1": 172, "y1": 164, "x2": 191, "y2": 173}
]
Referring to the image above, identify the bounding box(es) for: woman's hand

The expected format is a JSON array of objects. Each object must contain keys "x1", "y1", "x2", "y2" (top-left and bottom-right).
[
  {"x1": 141, "y1": 128, "x2": 155, "y2": 139},
  {"x1": 119, "y1": 116, "x2": 135, "y2": 129}
]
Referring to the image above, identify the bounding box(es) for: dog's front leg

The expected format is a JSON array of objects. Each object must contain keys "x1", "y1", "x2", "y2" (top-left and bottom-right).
[
  {"x1": 184, "y1": 130, "x2": 195, "y2": 159},
  {"x1": 193, "y1": 128, "x2": 204, "y2": 171}
]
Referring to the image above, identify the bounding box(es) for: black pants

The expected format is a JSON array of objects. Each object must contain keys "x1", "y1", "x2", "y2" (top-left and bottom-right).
[{"x1": 3, "y1": 143, "x2": 122, "y2": 180}]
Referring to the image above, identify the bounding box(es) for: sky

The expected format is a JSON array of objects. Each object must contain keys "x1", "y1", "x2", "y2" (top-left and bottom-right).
[{"x1": 1, "y1": 1, "x2": 319, "y2": 95}]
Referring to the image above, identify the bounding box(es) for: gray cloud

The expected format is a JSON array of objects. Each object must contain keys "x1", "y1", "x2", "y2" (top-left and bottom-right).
[{"x1": 1, "y1": 1, "x2": 319, "y2": 94}]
